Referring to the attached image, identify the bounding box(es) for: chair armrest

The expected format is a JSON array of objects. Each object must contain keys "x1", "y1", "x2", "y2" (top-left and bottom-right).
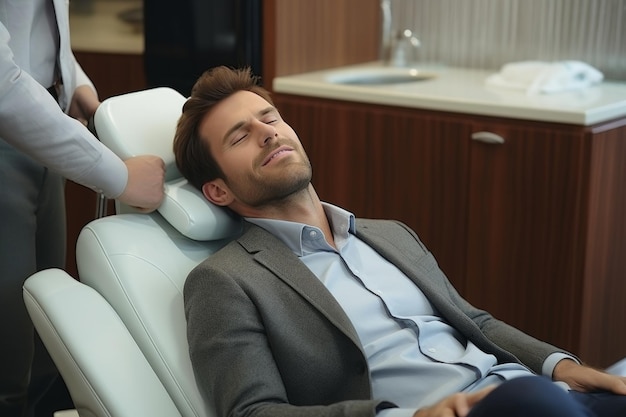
[{"x1": 23, "y1": 269, "x2": 182, "y2": 417}]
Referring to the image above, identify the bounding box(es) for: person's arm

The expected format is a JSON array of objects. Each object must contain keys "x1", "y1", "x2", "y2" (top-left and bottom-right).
[
  {"x1": 382, "y1": 220, "x2": 571, "y2": 374},
  {"x1": 65, "y1": 76, "x2": 165, "y2": 212},
  {"x1": 0, "y1": 24, "x2": 164, "y2": 210},
  {"x1": 447, "y1": 280, "x2": 574, "y2": 374},
  {"x1": 68, "y1": 83, "x2": 99, "y2": 126},
  {"x1": 552, "y1": 359, "x2": 626, "y2": 395}
]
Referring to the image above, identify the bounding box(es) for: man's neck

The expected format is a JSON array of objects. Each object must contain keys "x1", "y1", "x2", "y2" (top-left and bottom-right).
[{"x1": 242, "y1": 185, "x2": 336, "y2": 248}]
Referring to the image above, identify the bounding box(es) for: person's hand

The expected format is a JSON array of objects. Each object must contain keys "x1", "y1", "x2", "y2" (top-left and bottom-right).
[
  {"x1": 68, "y1": 85, "x2": 100, "y2": 125},
  {"x1": 412, "y1": 386, "x2": 496, "y2": 417},
  {"x1": 118, "y1": 155, "x2": 166, "y2": 212},
  {"x1": 553, "y1": 359, "x2": 626, "y2": 396}
]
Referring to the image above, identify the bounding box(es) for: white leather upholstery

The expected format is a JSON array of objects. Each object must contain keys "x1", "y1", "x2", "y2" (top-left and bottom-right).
[
  {"x1": 93, "y1": 87, "x2": 185, "y2": 181},
  {"x1": 23, "y1": 269, "x2": 183, "y2": 417},
  {"x1": 75, "y1": 210, "x2": 232, "y2": 417},
  {"x1": 24, "y1": 87, "x2": 242, "y2": 417},
  {"x1": 94, "y1": 87, "x2": 241, "y2": 240},
  {"x1": 160, "y1": 178, "x2": 241, "y2": 241},
  {"x1": 26, "y1": 210, "x2": 233, "y2": 417}
]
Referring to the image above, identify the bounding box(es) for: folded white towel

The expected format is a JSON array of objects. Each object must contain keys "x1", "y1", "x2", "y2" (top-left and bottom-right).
[{"x1": 485, "y1": 60, "x2": 604, "y2": 95}]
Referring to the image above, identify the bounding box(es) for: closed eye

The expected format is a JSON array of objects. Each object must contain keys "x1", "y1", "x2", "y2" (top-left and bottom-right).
[
  {"x1": 262, "y1": 116, "x2": 279, "y2": 125},
  {"x1": 232, "y1": 133, "x2": 248, "y2": 145}
]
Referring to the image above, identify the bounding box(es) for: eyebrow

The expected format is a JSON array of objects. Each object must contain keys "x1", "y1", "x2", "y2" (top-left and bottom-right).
[{"x1": 222, "y1": 106, "x2": 277, "y2": 145}]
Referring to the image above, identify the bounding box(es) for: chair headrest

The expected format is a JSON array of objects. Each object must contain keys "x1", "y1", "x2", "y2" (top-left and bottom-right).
[
  {"x1": 94, "y1": 87, "x2": 242, "y2": 241},
  {"x1": 94, "y1": 87, "x2": 186, "y2": 182},
  {"x1": 160, "y1": 179, "x2": 242, "y2": 241}
]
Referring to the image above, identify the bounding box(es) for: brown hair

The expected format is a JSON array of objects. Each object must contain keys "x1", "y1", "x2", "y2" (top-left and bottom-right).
[{"x1": 173, "y1": 66, "x2": 274, "y2": 190}]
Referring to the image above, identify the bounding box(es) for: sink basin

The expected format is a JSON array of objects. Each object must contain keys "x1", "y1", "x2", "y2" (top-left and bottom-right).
[{"x1": 325, "y1": 67, "x2": 436, "y2": 85}]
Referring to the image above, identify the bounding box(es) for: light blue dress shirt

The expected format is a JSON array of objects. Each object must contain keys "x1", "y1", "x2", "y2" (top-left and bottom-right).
[{"x1": 247, "y1": 203, "x2": 572, "y2": 416}]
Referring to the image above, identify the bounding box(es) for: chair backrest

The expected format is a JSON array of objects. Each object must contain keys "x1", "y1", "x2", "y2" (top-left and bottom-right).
[
  {"x1": 76, "y1": 212, "x2": 231, "y2": 417},
  {"x1": 27, "y1": 87, "x2": 242, "y2": 417},
  {"x1": 84, "y1": 87, "x2": 242, "y2": 417}
]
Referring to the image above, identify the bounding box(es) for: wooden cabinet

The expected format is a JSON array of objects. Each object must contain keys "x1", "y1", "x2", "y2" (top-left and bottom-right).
[
  {"x1": 274, "y1": 93, "x2": 626, "y2": 368},
  {"x1": 463, "y1": 118, "x2": 626, "y2": 368}
]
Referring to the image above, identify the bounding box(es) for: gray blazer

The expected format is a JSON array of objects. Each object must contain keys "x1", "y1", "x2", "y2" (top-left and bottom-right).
[{"x1": 184, "y1": 219, "x2": 568, "y2": 417}]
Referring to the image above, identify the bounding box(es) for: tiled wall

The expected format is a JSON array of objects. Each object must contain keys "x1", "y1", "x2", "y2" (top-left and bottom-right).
[{"x1": 389, "y1": 0, "x2": 625, "y2": 80}]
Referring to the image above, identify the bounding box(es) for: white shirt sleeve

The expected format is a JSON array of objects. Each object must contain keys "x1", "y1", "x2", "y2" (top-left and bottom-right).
[{"x1": 0, "y1": 20, "x2": 127, "y2": 198}]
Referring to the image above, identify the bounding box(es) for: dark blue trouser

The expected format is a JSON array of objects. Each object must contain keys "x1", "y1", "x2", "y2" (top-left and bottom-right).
[{"x1": 468, "y1": 376, "x2": 626, "y2": 417}]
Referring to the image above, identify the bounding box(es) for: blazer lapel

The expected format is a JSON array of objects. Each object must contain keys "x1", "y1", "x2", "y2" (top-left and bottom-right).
[
  {"x1": 354, "y1": 220, "x2": 449, "y2": 303},
  {"x1": 237, "y1": 224, "x2": 363, "y2": 349}
]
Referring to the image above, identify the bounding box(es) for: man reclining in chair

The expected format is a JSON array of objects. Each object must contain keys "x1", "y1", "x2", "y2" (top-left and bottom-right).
[{"x1": 173, "y1": 66, "x2": 626, "y2": 417}]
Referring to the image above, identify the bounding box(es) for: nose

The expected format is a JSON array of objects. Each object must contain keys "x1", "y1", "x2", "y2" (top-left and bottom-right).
[{"x1": 259, "y1": 121, "x2": 278, "y2": 145}]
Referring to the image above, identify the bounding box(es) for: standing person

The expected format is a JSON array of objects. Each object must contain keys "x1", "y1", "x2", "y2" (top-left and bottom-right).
[
  {"x1": 0, "y1": 2, "x2": 165, "y2": 416},
  {"x1": 174, "y1": 66, "x2": 626, "y2": 417}
]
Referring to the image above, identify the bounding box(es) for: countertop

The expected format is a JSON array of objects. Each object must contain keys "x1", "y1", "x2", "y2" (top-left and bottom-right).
[
  {"x1": 273, "y1": 62, "x2": 626, "y2": 126},
  {"x1": 69, "y1": 0, "x2": 143, "y2": 54}
]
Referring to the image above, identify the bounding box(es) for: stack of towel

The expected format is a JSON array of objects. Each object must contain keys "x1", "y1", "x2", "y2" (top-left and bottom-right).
[{"x1": 486, "y1": 60, "x2": 604, "y2": 95}]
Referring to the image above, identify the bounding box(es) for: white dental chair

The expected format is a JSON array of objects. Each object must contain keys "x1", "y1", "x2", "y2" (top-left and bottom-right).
[
  {"x1": 23, "y1": 87, "x2": 242, "y2": 417},
  {"x1": 22, "y1": 87, "x2": 626, "y2": 417}
]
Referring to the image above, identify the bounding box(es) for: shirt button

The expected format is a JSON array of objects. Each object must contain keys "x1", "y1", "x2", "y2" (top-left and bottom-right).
[
  {"x1": 309, "y1": 230, "x2": 317, "y2": 238},
  {"x1": 428, "y1": 348, "x2": 436, "y2": 353}
]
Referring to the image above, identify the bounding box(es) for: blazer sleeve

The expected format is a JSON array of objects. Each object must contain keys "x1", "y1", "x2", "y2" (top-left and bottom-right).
[
  {"x1": 369, "y1": 220, "x2": 575, "y2": 374},
  {"x1": 442, "y1": 272, "x2": 575, "y2": 374}
]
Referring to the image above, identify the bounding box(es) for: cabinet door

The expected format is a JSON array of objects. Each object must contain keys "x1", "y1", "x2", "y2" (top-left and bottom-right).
[
  {"x1": 464, "y1": 120, "x2": 587, "y2": 353},
  {"x1": 274, "y1": 95, "x2": 471, "y2": 289},
  {"x1": 577, "y1": 120, "x2": 626, "y2": 366}
]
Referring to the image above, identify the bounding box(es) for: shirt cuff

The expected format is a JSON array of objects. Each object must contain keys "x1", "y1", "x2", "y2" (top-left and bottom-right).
[
  {"x1": 542, "y1": 352, "x2": 580, "y2": 378},
  {"x1": 82, "y1": 144, "x2": 128, "y2": 198}
]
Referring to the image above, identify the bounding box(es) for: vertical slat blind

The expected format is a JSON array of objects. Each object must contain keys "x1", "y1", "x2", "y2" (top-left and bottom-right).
[{"x1": 389, "y1": 0, "x2": 625, "y2": 80}]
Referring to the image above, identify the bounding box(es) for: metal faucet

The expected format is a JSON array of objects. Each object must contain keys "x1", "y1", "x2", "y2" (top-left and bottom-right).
[
  {"x1": 390, "y1": 29, "x2": 421, "y2": 67},
  {"x1": 380, "y1": 0, "x2": 420, "y2": 67},
  {"x1": 380, "y1": 0, "x2": 393, "y2": 62}
]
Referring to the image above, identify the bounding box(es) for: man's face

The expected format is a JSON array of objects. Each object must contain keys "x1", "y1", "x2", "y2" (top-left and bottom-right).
[{"x1": 199, "y1": 90, "x2": 312, "y2": 213}]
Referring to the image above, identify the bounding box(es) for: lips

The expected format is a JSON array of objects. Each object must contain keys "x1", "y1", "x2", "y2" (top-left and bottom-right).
[{"x1": 262, "y1": 145, "x2": 293, "y2": 166}]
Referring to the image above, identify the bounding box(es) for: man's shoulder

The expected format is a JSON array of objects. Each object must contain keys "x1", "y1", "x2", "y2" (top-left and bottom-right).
[
  {"x1": 355, "y1": 218, "x2": 428, "y2": 254},
  {"x1": 355, "y1": 218, "x2": 415, "y2": 235},
  {"x1": 184, "y1": 236, "x2": 254, "y2": 292},
  {"x1": 195, "y1": 222, "x2": 283, "y2": 266}
]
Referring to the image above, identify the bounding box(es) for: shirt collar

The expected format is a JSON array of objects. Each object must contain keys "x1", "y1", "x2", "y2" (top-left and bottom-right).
[{"x1": 245, "y1": 203, "x2": 356, "y2": 256}]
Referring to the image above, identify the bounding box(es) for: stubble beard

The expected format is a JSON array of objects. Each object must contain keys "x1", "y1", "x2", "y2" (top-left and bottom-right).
[
  {"x1": 226, "y1": 158, "x2": 313, "y2": 209},
  {"x1": 253, "y1": 167, "x2": 312, "y2": 209}
]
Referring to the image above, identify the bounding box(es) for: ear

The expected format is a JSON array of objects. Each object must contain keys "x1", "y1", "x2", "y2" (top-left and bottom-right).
[{"x1": 202, "y1": 179, "x2": 233, "y2": 207}]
